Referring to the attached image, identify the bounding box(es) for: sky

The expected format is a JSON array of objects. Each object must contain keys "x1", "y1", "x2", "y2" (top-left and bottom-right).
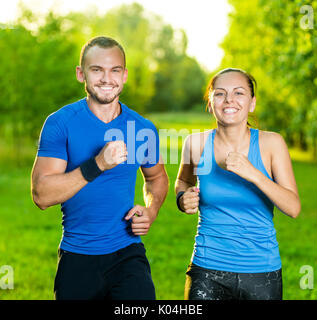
[{"x1": 0, "y1": 0, "x2": 231, "y2": 71}]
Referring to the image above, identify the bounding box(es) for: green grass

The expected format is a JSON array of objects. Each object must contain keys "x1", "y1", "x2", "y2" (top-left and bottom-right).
[{"x1": 0, "y1": 112, "x2": 316, "y2": 300}]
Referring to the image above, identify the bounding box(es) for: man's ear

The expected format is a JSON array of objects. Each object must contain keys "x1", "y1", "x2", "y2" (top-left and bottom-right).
[
  {"x1": 123, "y1": 68, "x2": 128, "y2": 84},
  {"x1": 76, "y1": 66, "x2": 85, "y2": 83}
]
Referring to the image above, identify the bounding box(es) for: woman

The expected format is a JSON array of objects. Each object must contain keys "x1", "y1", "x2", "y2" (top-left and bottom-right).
[{"x1": 175, "y1": 68, "x2": 300, "y2": 300}]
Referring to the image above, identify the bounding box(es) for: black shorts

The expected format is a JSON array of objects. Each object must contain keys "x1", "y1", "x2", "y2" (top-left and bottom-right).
[
  {"x1": 185, "y1": 263, "x2": 282, "y2": 300},
  {"x1": 54, "y1": 243, "x2": 155, "y2": 300}
]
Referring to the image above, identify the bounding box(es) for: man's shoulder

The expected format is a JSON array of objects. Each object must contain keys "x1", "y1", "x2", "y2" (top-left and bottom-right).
[
  {"x1": 122, "y1": 102, "x2": 157, "y2": 130},
  {"x1": 45, "y1": 98, "x2": 86, "y2": 124}
]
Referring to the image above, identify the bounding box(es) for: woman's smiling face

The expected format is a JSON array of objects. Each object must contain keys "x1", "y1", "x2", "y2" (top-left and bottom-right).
[{"x1": 210, "y1": 71, "x2": 256, "y2": 127}]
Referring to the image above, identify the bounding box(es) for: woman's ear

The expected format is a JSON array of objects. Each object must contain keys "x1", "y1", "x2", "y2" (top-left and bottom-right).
[
  {"x1": 207, "y1": 101, "x2": 213, "y2": 114},
  {"x1": 249, "y1": 96, "x2": 256, "y2": 113}
]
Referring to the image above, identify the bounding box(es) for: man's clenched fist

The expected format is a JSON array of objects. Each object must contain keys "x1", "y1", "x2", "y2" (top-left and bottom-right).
[{"x1": 95, "y1": 140, "x2": 128, "y2": 171}]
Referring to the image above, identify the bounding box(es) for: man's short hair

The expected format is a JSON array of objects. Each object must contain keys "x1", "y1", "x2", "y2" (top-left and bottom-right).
[{"x1": 80, "y1": 36, "x2": 126, "y2": 68}]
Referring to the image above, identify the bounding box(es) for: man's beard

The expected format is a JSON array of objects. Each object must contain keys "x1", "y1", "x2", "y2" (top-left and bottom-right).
[{"x1": 85, "y1": 83, "x2": 122, "y2": 105}]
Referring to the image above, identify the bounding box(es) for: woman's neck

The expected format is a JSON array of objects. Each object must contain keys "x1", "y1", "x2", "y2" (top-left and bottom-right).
[{"x1": 215, "y1": 123, "x2": 250, "y2": 152}]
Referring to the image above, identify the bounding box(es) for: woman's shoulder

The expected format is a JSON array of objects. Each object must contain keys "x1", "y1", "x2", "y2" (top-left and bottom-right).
[
  {"x1": 258, "y1": 129, "x2": 285, "y2": 141},
  {"x1": 258, "y1": 130, "x2": 288, "y2": 151},
  {"x1": 184, "y1": 130, "x2": 213, "y2": 149},
  {"x1": 187, "y1": 129, "x2": 213, "y2": 140},
  {"x1": 183, "y1": 130, "x2": 213, "y2": 165}
]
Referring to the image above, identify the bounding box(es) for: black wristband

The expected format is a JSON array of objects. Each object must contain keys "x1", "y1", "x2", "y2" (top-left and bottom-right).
[
  {"x1": 80, "y1": 157, "x2": 103, "y2": 182},
  {"x1": 176, "y1": 191, "x2": 185, "y2": 212}
]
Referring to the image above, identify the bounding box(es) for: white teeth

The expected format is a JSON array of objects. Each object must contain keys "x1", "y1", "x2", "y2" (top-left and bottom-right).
[
  {"x1": 99, "y1": 86, "x2": 113, "y2": 91},
  {"x1": 223, "y1": 108, "x2": 238, "y2": 114}
]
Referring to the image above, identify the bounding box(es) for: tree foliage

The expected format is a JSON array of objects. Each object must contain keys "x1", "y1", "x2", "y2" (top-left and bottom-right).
[
  {"x1": 0, "y1": 2, "x2": 207, "y2": 165},
  {"x1": 220, "y1": 0, "x2": 317, "y2": 156},
  {"x1": 2, "y1": 1, "x2": 315, "y2": 161}
]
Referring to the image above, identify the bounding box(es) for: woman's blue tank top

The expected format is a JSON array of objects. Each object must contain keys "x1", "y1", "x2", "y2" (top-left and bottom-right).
[{"x1": 192, "y1": 129, "x2": 281, "y2": 273}]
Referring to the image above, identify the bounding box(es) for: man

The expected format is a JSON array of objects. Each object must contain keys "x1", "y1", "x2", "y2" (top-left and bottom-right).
[{"x1": 31, "y1": 36, "x2": 169, "y2": 300}]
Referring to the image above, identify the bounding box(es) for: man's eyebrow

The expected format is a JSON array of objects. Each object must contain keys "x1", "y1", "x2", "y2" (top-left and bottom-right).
[{"x1": 88, "y1": 65, "x2": 124, "y2": 69}]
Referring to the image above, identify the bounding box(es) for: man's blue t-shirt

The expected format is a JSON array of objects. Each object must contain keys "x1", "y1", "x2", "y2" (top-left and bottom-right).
[{"x1": 37, "y1": 98, "x2": 160, "y2": 255}]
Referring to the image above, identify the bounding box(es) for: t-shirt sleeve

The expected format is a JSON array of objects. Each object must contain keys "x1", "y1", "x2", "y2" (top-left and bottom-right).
[
  {"x1": 37, "y1": 113, "x2": 68, "y2": 161},
  {"x1": 141, "y1": 121, "x2": 160, "y2": 168}
]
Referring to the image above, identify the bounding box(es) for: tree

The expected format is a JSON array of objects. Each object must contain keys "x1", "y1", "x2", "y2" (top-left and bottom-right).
[
  {"x1": 220, "y1": 0, "x2": 317, "y2": 156},
  {"x1": 0, "y1": 5, "x2": 81, "y2": 164},
  {"x1": 1, "y1": 2, "x2": 208, "y2": 165},
  {"x1": 60, "y1": 3, "x2": 207, "y2": 113}
]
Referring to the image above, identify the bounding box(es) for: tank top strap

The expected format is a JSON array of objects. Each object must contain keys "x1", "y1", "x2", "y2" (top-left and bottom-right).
[
  {"x1": 248, "y1": 128, "x2": 258, "y2": 160},
  {"x1": 204, "y1": 129, "x2": 215, "y2": 159},
  {"x1": 196, "y1": 130, "x2": 215, "y2": 176},
  {"x1": 248, "y1": 128, "x2": 272, "y2": 180}
]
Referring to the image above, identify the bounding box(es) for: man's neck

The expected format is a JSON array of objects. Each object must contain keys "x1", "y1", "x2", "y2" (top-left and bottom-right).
[{"x1": 86, "y1": 96, "x2": 122, "y2": 124}]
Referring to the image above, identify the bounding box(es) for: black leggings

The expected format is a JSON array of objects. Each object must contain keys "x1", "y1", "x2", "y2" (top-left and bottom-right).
[{"x1": 185, "y1": 263, "x2": 282, "y2": 300}]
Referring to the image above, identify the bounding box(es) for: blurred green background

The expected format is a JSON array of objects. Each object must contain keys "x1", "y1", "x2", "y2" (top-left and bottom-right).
[{"x1": 0, "y1": 0, "x2": 316, "y2": 299}]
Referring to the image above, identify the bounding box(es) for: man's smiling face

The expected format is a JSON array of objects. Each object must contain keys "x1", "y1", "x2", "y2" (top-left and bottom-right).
[{"x1": 77, "y1": 45, "x2": 128, "y2": 105}]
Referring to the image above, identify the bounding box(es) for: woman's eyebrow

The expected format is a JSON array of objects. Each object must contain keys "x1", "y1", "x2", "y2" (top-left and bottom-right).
[
  {"x1": 234, "y1": 86, "x2": 247, "y2": 90},
  {"x1": 215, "y1": 86, "x2": 246, "y2": 90}
]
